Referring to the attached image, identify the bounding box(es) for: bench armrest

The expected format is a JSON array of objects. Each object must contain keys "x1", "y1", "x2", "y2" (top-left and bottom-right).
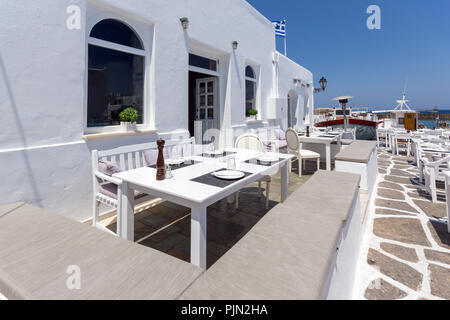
[{"x1": 94, "y1": 172, "x2": 122, "y2": 186}]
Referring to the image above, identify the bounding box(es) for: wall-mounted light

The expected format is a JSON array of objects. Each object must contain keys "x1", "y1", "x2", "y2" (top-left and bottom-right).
[
  {"x1": 272, "y1": 52, "x2": 280, "y2": 64},
  {"x1": 314, "y1": 76, "x2": 328, "y2": 93},
  {"x1": 293, "y1": 78, "x2": 302, "y2": 85},
  {"x1": 232, "y1": 41, "x2": 238, "y2": 50},
  {"x1": 180, "y1": 17, "x2": 189, "y2": 29}
]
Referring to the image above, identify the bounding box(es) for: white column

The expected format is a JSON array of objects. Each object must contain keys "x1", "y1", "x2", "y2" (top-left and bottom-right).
[{"x1": 309, "y1": 87, "x2": 315, "y2": 126}]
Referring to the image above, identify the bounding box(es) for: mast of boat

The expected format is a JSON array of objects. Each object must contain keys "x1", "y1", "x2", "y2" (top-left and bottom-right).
[{"x1": 394, "y1": 81, "x2": 412, "y2": 111}]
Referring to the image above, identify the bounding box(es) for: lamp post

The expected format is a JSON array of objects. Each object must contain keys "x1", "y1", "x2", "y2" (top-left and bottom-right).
[
  {"x1": 314, "y1": 77, "x2": 328, "y2": 93},
  {"x1": 180, "y1": 17, "x2": 189, "y2": 29},
  {"x1": 332, "y1": 96, "x2": 354, "y2": 132}
]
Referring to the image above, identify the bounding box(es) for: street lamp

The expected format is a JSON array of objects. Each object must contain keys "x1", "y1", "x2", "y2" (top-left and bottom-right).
[
  {"x1": 314, "y1": 77, "x2": 328, "y2": 93},
  {"x1": 180, "y1": 17, "x2": 189, "y2": 29},
  {"x1": 232, "y1": 41, "x2": 238, "y2": 50}
]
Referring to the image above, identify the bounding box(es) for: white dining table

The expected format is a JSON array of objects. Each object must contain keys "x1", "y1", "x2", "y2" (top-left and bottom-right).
[
  {"x1": 113, "y1": 148, "x2": 294, "y2": 269},
  {"x1": 297, "y1": 132, "x2": 342, "y2": 171}
]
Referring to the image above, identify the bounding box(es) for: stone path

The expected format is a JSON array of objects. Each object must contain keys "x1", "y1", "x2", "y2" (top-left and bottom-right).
[{"x1": 353, "y1": 148, "x2": 450, "y2": 300}]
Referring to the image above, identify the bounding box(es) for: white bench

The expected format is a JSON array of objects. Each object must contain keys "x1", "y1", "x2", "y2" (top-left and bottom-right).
[
  {"x1": 91, "y1": 138, "x2": 195, "y2": 235},
  {"x1": 335, "y1": 141, "x2": 378, "y2": 198},
  {"x1": 180, "y1": 171, "x2": 362, "y2": 300},
  {"x1": 0, "y1": 203, "x2": 202, "y2": 300}
]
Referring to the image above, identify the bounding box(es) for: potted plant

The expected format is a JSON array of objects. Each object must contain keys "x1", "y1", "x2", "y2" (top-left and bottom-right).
[
  {"x1": 119, "y1": 107, "x2": 138, "y2": 132},
  {"x1": 247, "y1": 108, "x2": 258, "y2": 120}
]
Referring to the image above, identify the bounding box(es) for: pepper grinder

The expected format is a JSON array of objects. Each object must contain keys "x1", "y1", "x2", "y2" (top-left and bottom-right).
[
  {"x1": 156, "y1": 139, "x2": 166, "y2": 181},
  {"x1": 306, "y1": 126, "x2": 310, "y2": 137}
]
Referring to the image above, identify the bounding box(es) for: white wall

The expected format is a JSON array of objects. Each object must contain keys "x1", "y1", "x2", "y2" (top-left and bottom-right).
[
  {"x1": 0, "y1": 0, "x2": 313, "y2": 221},
  {"x1": 276, "y1": 54, "x2": 314, "y2": 130}
]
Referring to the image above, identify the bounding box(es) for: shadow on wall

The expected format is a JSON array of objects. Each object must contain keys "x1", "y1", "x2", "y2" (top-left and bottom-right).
[{"x1": 0, "y1": 54, "x2": 42, "y2": 204}]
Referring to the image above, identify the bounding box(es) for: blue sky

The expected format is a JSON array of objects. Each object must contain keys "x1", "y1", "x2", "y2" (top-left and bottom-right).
[{"x1": 246, "y1": 0, "x2": 450, "y2": 110}]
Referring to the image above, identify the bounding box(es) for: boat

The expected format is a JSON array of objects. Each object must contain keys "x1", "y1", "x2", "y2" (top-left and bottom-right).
[
  {"x1": 314, "y1": 105, "x2": 378, "y2": 140},
  {"x1": 372, "y1": 91, "x2": 419, "y2": 131}
]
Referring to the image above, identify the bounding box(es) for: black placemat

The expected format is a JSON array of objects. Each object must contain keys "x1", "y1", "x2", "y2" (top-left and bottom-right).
[
  {"x1": 200, "y1": 151, "x2": 236, "y2": 158},
  {"x1": 149, "y1": 160, "x2": 200, "y2": 171},
  {"x1": 245, "y1": 157, "x2": 282, "y2": 167},
  {"x1": 191, "y1": 170, "x2": 252, "y2": 188}
]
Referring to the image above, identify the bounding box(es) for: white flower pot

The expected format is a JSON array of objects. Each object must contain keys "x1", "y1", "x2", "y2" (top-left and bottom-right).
[
  {"x1": 121, "y1": 122, "x2": 137, "y2": 132},
  {"x1": 247, "y1": 115, "x2": 257, "y2": 121}
]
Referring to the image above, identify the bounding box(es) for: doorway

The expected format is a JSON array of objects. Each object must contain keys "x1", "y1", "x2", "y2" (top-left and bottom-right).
[
  {"x1": 287, "y1": 90, "x2": 298, "y2": 128},
  {"x1": 189, "y1": 71, "x2": 218, "y2": 141}
]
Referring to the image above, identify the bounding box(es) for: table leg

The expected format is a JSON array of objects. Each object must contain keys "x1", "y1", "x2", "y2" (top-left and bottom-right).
[
  {"x1": 120, "y1": 181, "x2": 135, "y2": 241},
  {"x1": 281, "y1": 162, "x2": 289, "y2": 202},
  {"x1": 190, "y1": 204, "x2": 207, "y2": 269},
  {"x1": 326, "y1": 144, "x2": 331, "y2": 171}
]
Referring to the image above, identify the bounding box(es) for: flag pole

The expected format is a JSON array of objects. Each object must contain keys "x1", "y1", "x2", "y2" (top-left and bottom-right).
[{"x1": 284, "y1": 20, "x2": 287, "y2": 56}]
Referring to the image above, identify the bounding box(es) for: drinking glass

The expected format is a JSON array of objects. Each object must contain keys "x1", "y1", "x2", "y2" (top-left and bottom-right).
[{"x1": 227, "y1": 157, "x2": 236, "y2": 170}]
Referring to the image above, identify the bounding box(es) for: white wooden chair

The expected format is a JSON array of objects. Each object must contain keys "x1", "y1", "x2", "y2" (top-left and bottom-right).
[
  {"x1": 235, "y1": 133, "x2": 271, "y2": 209},
  {"x1": 393, "y1": 133, "x2": 411, "y2": 156},
  {"x1": 91, "y1": 138, "x2": 195, "y2": 236},
  {"x1": 423, "y1": 156, "x2": 450, "y2": 203},
  {"x1": 376, "y1": 128, "x2": 389, "y2": 148},
  {"x1": 443, "y1": 171, "x2": 450, "y2": 234},
  {"x1": 285, "y1": 128, "x2": 320, "y2": 177}
]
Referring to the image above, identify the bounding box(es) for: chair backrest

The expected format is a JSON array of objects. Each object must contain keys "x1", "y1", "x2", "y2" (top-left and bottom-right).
[
  {"x1": 285, "y1": 128, "x2": 299, "y2": 151},
  {"x1": 394, "y1": 133, "x2": 411, "y2": 140},
  {"x1": 235, "y1": 133, "x2": 264, "y2": 152},
  {"x1": 93, "y1": 138, "x2": 195, "y2": 173},
  {"x1": 377, "y1": 128, "x2": 388, "y2": 137}
]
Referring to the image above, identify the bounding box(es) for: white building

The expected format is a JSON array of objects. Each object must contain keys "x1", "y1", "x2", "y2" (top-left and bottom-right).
[{"x1": 0, "y1": 0, "x2": 314, "y2": 221}]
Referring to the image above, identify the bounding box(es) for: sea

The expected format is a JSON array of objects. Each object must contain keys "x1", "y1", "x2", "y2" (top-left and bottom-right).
[{"x1": 418, "y1": 120, "x2": 450, "y2": 129}]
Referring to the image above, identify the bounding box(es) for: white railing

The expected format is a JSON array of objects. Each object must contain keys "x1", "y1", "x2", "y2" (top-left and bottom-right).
[{"x1": 443, "y1": 171, "x2": 450, "y2": 234}]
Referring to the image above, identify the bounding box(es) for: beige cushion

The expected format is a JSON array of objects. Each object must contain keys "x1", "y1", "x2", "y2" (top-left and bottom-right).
[
  {"x1": 0, "y1": 205, "x2": 202, "y2": 300},
  {"x1": 299, "y1": 149, "x2": 320, "y2": 159},
  {"x1": 180, "y1": 171, "x2": 361, "y2": 300},
  {"x1": 98, "y1": 183, "x2": 146, "y2": 200},
  {"x1": 335, "y1": 141, "x2": 377, "y2": 163}
]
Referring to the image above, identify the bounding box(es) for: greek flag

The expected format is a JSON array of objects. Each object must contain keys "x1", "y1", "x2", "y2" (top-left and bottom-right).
[{"x1": 272, "y1": 20, "x2": 286, "y2": 37}]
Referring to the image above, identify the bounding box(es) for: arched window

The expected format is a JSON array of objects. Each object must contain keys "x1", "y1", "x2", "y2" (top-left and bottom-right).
[
  {"x1": 87, "y1": 19, "x2": 145, "y2": 128},
  {"x1": 245, "y1": 66, "x2": 257, "y2": 117}
]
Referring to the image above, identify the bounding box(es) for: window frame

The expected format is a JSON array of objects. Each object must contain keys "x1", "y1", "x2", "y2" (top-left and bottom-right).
[
  {"x1": 245, "y1": 65, "x2": 258, "y2": 119},
  {"x1": 84, "y1": 13, "x2": 151, "y2": 134}
]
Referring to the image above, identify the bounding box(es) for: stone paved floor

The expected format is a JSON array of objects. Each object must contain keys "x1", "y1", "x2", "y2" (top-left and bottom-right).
[
  {"x1": 354, "y1": 147, "x2": 450, "y2": 300},
  {"x1": 106, "y1": 160, "x2": 319, "y2": 269}
]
